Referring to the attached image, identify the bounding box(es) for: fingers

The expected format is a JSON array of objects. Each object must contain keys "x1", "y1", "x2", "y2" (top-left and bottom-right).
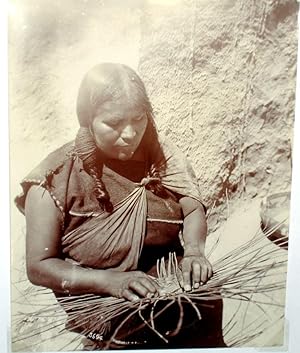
[
  {"x1": 122, "y1": 284, "x2": 150, "y2": 302},
  {"x1": 128, "y1": 279, "x2": 155, "y2": 299},
  {"x1": 200, "y1": 263, "x2": 208, "y2": 284},
  {"x1": 180, "y1": 256, "x2": 214, "y2": 291},
  {"x1": 198, "y1": 260, "x2": 213, "y2": 283},
  {"x1": 119, "y1": 260, "x2": 213, "y2": 302},
  {"x1": 128, "y1": 280, "x2": 149, "y2": 298},
  {"x1": 192, "y1": 261, "x2": 201, "y2": 289},
  {"x1": 207, "y1": 262, "x2": 213, "y2": 279},
  {"x1": 176, "y1": 268, "x2": 184, "y2": 288},
  {"x1": 125, "y1": 274, "x2": 158, "y2": 301},
  {"x1": 122, "y1": 288, "x2": 140, "y2": 302},
  {"x1": 185, "y1": 259, "x2": 203, "y2": 290},
  {"x1": 182, "y1": 260, "x2": 192, "y2": 292},
  {"x1": 138, "y1": 277, "x2": 158, "y2": 296}
]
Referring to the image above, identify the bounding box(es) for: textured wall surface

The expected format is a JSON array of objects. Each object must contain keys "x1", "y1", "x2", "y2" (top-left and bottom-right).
[
  {"x1": 139, "y1": 0, "x2": 298, "y2": 208},
  {"x1": 9, "y1": 0, "x2": 142, "y2": 182},
  {"x1": 10, "y1": 0, "x2": 298, "y2": 207}
]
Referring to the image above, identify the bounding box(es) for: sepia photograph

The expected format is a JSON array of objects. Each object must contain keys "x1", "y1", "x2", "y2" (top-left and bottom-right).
[{"x1": 8, "y1": 0, "x2": 299, "y2": 351}]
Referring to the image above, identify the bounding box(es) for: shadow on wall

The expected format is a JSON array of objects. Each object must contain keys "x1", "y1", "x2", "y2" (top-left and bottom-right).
[
  {"x1": 138, "y1": 0, "x2": 298, "y2": 208},
  {"x1": 9, "y1": 0, "x2": 298, "y2": 208},
  {"x1": 9, "y1": 0, "x2": 143, "y2": 179}
]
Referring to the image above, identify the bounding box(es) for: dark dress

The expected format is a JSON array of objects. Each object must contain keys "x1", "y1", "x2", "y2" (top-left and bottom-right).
[{"x1": 15, "y1": 141, "x2": 226, "y2": 350}]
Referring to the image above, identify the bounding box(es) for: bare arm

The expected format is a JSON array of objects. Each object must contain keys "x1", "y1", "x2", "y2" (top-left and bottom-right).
[
  {"x1": 25, "y1": 185, "x2": 158, "y2": 300},
  {"x1": 179, "y1": 196, "x2": 213, "y2": 291}
]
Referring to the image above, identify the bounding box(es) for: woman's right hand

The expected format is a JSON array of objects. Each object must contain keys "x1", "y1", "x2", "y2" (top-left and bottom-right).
[{"x1": 105, "y1": 270, "x2": 159, "y2": 302}]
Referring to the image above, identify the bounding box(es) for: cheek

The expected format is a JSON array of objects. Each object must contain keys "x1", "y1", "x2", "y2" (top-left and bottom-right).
[
  {"x1": 136, "y1": 120, "x2": 148, "y2": 138},
  {"x1": 92, "y1": 123, "x2": 119, "y2": 148}
]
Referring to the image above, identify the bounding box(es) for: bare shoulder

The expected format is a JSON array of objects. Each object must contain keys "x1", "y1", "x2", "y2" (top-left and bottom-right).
[
  {"x1": 25, "y1": 185, "x2": 63, "y2": 261},
  {"x1": 179, "y1": 196, "x2": 205, "y2": 217},
  {"x1": 25, "y1": 185, "x2": 62, "y2": 222}
]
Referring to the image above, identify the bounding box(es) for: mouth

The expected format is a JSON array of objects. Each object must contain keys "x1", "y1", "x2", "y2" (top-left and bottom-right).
[
  {"x1": 113, "y1": 140, "x2": 140, "y2": 156},
  {"x1": 115, "y1": 143, "x2": 135, "y2": 150},
  {"x1": 113, "y1": 145, "x2": 135, "y2": 156}
]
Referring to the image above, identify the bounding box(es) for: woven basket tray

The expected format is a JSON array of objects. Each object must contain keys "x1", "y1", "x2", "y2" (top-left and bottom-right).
[{"x1": 260, "y1": 192, "x2": 290, "y2": 250}]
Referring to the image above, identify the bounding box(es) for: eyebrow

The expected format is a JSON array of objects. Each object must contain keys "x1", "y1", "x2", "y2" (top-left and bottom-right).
[
  {"x1": 100, "y1": 110, "x2": 146, "y2": 123},
  {"x1": 132, "y1": 113, "x2": 143, "y2": 119},
  {"x1": 103, "y1": 116, "x2": 123, "y2": 124},
  {"x1": 105, "y1": 113, "x2": 145, "y2": 120}
]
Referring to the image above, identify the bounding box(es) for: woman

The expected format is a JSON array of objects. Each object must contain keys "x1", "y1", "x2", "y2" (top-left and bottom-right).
[{"x1": 15, "y1": 63, "x2": 225, "y2": 349}]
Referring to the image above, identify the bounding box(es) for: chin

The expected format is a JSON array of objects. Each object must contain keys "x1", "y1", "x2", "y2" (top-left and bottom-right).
[{"x1": 117, "y1": 152, "x2": 134, "y2": 161}]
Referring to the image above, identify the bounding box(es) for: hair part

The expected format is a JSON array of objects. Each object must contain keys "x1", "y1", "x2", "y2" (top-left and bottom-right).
[{"x1": 77, "y1": 63, "x2": 153, "y2": 127}]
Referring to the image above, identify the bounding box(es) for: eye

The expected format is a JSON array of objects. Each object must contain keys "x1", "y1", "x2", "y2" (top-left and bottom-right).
[
  {"x1": 106, "y1": 118, "x2": 121, "y2": 127},
  {"x1": 133, "y1": 114, "x2": 145, "y2": 122}
]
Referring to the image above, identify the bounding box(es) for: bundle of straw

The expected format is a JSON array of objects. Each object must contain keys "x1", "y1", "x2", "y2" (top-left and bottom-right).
[{"x1": 12, "y1": 220, "x2": 288, "y2": 351}]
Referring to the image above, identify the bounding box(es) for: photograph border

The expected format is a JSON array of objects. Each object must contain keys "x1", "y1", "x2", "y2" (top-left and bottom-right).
[{"x1": 2, "y1": 1, "x2": 300, "y2": 352}]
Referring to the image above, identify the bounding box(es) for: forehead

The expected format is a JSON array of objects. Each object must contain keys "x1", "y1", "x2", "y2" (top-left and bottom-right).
[{"x1": 96, "y1": 95, "x2": 146, "y2": 117}]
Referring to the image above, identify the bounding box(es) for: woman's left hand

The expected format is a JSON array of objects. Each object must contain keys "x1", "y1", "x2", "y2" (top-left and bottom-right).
[{"x1": 179, "y1": 254, "x2": 213, "y2": 291}]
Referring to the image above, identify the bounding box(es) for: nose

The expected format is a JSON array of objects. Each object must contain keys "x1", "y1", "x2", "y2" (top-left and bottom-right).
[{"x1": 120, "y1": 124, "x2": 136, "y2": 143}]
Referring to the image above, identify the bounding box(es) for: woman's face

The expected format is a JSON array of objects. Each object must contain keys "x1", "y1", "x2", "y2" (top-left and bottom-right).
[{"x1": 91, "y1": 95, "x2": 148, "y2": 161}]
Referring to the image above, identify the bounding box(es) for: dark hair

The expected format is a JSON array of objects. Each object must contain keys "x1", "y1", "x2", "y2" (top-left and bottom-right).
[{"x1": 75, "y1": 63, "x2": 164, "y2": 212}]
